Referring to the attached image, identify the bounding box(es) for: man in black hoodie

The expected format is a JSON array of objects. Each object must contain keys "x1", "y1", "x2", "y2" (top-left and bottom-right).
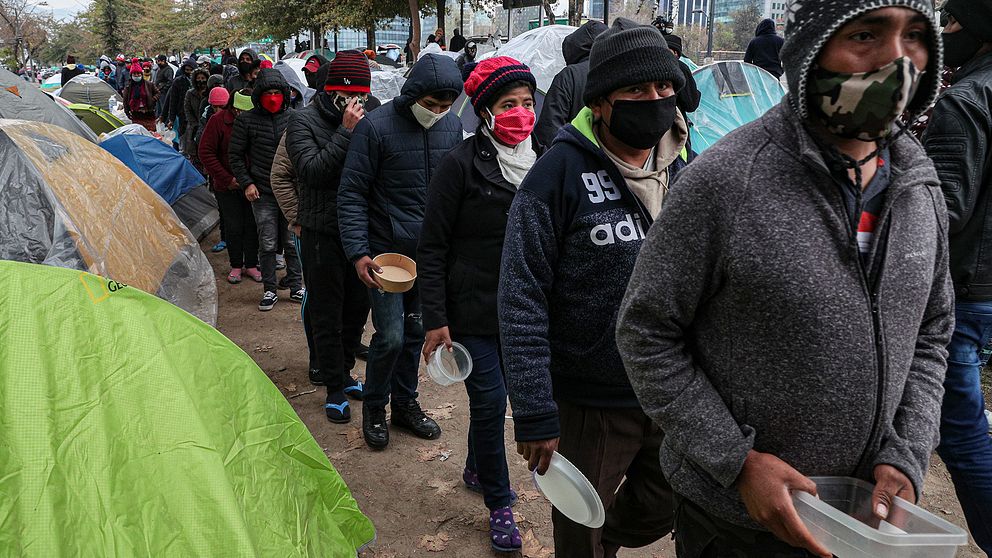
[
  {"x1": 226, "y1": 48, "x2": 260, "y2": 93},
  {"x1": 286, "y1": 52, "x2": 381, "y2": 424},
  {"x1": 154, "y1": 54, "x2": 175, "y2": 117},
  {"x1": 229, "y1": 69, "x2": 302, "y2": 312},
  {"x1": 163, "y1": 60, "x2": 195, "y2": 133},
  {"x1": 534, "y1": 20, "x2": 608, "y2": 146},
  {"x1": 744, "y1": 19, "x2": 785, "y2": 78}
]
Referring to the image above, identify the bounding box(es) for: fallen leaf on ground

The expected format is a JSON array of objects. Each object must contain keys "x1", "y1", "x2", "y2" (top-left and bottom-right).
[
  {"x1": 417, "y1": 443, "x2": 452, "y2": 463},
  {"x1": 285, "y1": 383, "x2": 297, "y2": 392},
  {"x1": 517, "y1": 489, "x2": 542, "y2": 502},
  {"x1": 338, "y1": 426, "x2": 364, "y2": 448},
  {"x1": 426, "y1": 403, "x2": 457, "y2": 420},
  {"x1": 253, "y1": 345, "x2": 273, "y2": 353},
  {"x1": 427, "y1": 478, "x2": 459, "y2": 496},
  {"x1": 521, "y1": 529, "x2": 553, "y2": 558},
  {"x1": 417, "y1": 532, "x2": 451, "y2": 552}
]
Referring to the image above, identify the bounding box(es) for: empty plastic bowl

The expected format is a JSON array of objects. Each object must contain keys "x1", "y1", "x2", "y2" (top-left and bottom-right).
[
  {"x1": 426, "y1": 342, "x2": 473, "y2": 386},
  {"x1": 792, "y1": 477, "x2": 968, "y2": 558},
  {"x1": 372, "y1": 253, "x2": 416, "y2": 293},
  {"x1": 532, "y1": 451, "x2": 605, "y2": 528}
]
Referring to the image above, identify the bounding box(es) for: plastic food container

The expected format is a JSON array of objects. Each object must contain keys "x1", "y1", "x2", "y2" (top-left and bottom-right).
[
  {"x1": 372, "y1": 253, "x2": 416, "y2": 293},
  {"x1": 792, "y1": 477, "x2": 968, "y2": 558},
  {"x1": 426, "y1": 342, "x2": 473, "y2": 386}
]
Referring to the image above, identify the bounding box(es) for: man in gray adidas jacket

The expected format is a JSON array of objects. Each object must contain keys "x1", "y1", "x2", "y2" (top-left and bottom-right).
[{"x1": 617, "y1": 1, "x2": 954, "y2": 556}]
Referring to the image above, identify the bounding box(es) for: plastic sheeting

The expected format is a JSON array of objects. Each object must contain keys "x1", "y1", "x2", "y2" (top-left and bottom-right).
[
  {"x1": 689, "y1": 61, "x2": 786, "y2": 153},
  {"x1": 58, "y1": 73, "x2": 123, "y2": 106},
  {"x1": 0, "y1": 119, "x2": 217, "y2": 325},
  {"x1": 371, "y1": 69, "x2": 407, "y2": 102},
  {"x1": 477, "y1": 25, "x2": 577, "y2": 93},
  {"x1": 102, "y1": 123, "x2": 155, "y2": 140},
  {"x1": 274, "y1": 60, "x2": 315, "y2": 107},
  {"x1": 0, "y1": 260, "x2": 376, "y2": 557},
  {"x1": 0, "y1": 68, "x2": 98, "y2": 142}
]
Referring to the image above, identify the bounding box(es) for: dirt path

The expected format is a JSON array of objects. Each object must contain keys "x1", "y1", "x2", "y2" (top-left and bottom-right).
[{"x1": 202, "y1": 231, "x2": 983, "y2": 557}]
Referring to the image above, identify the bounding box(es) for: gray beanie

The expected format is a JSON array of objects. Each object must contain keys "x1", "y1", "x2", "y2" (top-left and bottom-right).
[
  {"x1": 584, "y1": 18, "x2": 686, "y2": 105},
  {"x1": 780, "y1": 0, "x2": 942, "y2": 122}
]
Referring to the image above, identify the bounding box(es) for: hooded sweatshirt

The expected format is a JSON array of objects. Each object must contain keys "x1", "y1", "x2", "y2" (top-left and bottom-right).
[
  {"x1": 225, "y1": 48, "x2": 258, "y2": 93},
  {"x1": 534, "y1": 20, "x2": 608, "y2": 147},
  {"x1": 744, "y1": 19, "x2": 785, "y2": 78},
  {"x1": 228, "y1": 68, "x2": 293, "y2": 195},
  {"x1": 338, "y1": 54, "x2": 464, "y2": 261},
  {"x1": 498, "y1": 108, "x2": 691, "y2": 443}
]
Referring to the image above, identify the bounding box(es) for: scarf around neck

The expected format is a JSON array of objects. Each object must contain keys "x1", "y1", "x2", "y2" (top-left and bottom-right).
[{"x1": 481, "y1": 126, "x2": 536, "y2": 188}]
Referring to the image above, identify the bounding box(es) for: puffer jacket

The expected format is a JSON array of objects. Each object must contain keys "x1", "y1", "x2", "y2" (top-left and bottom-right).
[
  {"x1": 534, "y1": 20, "x2": 607, "y2": 147},
  {"x1": 337, "y1": 54, "x2": 464, "y2": 261},
  {"x1": 287, "y1": 89, "x2": 382, "y2": 234},
  {"x1": 271, "y1": 134, "x2": 298, "y2": 224},
  {"x1": 228, "y1": 69, "x2": 293, "y2": 195}
]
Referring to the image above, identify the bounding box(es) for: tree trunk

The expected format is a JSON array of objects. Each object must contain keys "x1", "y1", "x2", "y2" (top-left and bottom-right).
[
  {"x1": 568, "y1": 0, "x2": 581, "y2": 26},
  {"x1": 366, "y1": 26, "x2": 376, "y2": 50},
  {"x1": 408, "y1": 0, "x2": 421, "y2": 62},
  {"x1": 542, "y1": 0, "x2": 555, "y2": 24},
  {"x1": 435, "y1": 0, "x2": 445, "y2": 36}
]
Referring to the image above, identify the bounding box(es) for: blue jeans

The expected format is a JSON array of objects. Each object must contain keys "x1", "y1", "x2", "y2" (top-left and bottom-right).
[
  {"x1": 458, "y1": 335, "x2": 512, "y2": 511},
  {"x1": 937, "y1": 301, "x2": 992, "y2": 555},
  {"x1": 364, "y1": 287, "x2": 423, "y2": 409}
]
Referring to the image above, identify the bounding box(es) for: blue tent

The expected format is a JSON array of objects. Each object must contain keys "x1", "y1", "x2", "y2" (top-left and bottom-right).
[
  {"x1": 102, "y1": 134, "x2": 218, "y2": 239},
  {"x1": 689, "y1": 61, "x2": 786, "y2": 153}
]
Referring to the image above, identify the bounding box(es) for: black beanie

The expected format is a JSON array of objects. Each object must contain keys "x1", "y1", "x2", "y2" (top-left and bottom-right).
[
  {"x1": 780, "y1": 0, "x2": 942, "y2": 123},
  {"x1": 944, "y1": 0, "x2": 992, "y2": 42},
  {"x1": 665, "y1": 34, "x2": 684, "y2": 58},
  {"x1": 583, "y1": 18, "x2": 685, "y2": 105}
]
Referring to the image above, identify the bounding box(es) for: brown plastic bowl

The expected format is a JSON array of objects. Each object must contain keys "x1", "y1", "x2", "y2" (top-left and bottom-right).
[{"x1": 372, "y1": 253, "x2": 417, "y2": 293}]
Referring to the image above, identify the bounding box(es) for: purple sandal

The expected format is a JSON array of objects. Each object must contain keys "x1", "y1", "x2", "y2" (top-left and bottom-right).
[
  {"x1": 489, "y1": 507, "x2": 522, "y2": 552},
  {"x1": 463, "y1": 468, "x2": 518, "y2": 506}
]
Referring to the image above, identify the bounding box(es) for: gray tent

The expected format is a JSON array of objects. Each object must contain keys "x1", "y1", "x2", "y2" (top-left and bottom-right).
[
  {"x1": 0, "y1": 67, "x2": 97, "y2": 142},
  {"x1": 58, "y1": 74, "x2": 123, "y2": 106}
]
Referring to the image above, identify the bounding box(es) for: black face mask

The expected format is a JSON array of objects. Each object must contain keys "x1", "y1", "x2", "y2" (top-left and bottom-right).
[
  {"x1": 195, "y1": 80, "x2": 207, "y2": 89},
  {"x1": 237, "y1": 61, "x2": 252, "y2": 76},
  {"x1": 942, "y1": 28, "x2": 983, "y2": 68},
  {"x1": 604, "y1": 95, "x2": 678, "y2": 150}
]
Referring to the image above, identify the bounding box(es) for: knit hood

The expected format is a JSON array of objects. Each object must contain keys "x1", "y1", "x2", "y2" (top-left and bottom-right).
[
  {"x1": 394, "y1": 54, "x2": 463, "y2": 110},
  {"x1": 562, "y1": 20, "x2": 608, "y2": 65},
  {"x1": 250, "y1": 68, "x2": 290, "y2": 113},
  {"x1": 780, "y1": 0, "x2": 943, "y2": 124}
]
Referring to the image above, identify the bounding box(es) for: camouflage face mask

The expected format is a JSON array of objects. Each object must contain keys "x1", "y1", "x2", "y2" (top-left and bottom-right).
[{"x1": 808, "y1": 56, "x2": 923, "y2": 142}]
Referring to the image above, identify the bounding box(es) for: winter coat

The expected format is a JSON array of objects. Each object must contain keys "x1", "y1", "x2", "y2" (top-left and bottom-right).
[
  {"x1": 154, "y1": 63, "x2": 175, "y2": 99},
  {"x1": 228, "y1": 69, "x2": 293, "y2": 195},
  {"x1": 122, "y1": 79, "x2": 158, "y2": 117},
  {"x1": 165, "y1": 66, "x2": 196, "y2": 128},
  {"x1": 225, "y1": 48, "x2": 257, "y2": 93},
  {"x1": 60, "y1": 65, "x2": 84, "y2": 86},
  {"x1": 924, "y1": 51, "x2": 992, "y2": 302},
  {"x1": 182, "y1": 84, "x2": 207, "y2": 156},
  {"x1": 744, "y1": 19, "x2": 785, "y2": 78},
  {"x1": 198, "y1": 108, "x2": 238, "y2": 192},
  {"x1": 534, "y1": 20, "x2": 608, "y2": 147},
  {"x1": 286, "y1": 92, "x2": 382, "y2": 234},
  {"x1": 449, "y1": 33, "x2": 467, "y2": 53},
  {"x1": 616, "y1": 100, "x2": 953, "y2": 529},
  {"x1": 418, "y1": 132, "x2": 543, "y2": 337},
  {"x1": 271, "y1": 133, "x2": 298, "y2": 224},
  {"x1": 114, "y1": 63, "x2": 129, "y2": 91},
  {"x1": 337, "y1": 54, "x2": 464, "y2": 261},
  {"x1": 498, "y1": 107, "x2": 691, "y2": 443}
]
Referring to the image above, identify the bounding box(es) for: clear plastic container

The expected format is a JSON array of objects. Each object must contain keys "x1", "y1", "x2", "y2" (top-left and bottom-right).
[
  {"x1": 792, "y1": 477, "x2": 968, "y2": 558},
  {"x1": 426, "y1": 342, "x2": 473, "y2": 386}
]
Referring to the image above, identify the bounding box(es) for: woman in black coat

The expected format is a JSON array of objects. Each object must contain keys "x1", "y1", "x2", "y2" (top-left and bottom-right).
[{"x1": 418, "y1": 56, "x2": 543, "y2": 554}]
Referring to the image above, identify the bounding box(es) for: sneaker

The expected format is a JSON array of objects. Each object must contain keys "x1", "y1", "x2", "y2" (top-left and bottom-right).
[
  {"x1": 343, "y1": 376, "x2": 364, "y2": 400},
  {"x1": 325, "y1": 391, "x2": 351, "y2": 424},
  {"x1": 227, "y1": 268, "x2": 242, "y2": 284},
  {"x1": 275, "y1": 254, "x2": 286, "y2": 270},
  {"x1": 211, "y1": 240, "x2": 227, "y2": 253},
  {"x1": 308, "y1": 368, "x2": 324, "y2": 386},
  {"x1": 363, "y1": 406, "x2": 389, "y2": 449},
  {"x1": 489, "y1": 507, "x2": 522, "y2": 552},
  {"x1": 390, "y1": 399, "x2": 441, "y2": 440},
  {"x1": 258, "y1": 291, "x2": 278, "y2": 311},
  {"x1": 289, "y1": 288, "x2": 305, "y2": 303},
  {"x1": 463, "y1": 468, "x2": 518, "y2": 506},
  {"x1": 244, "y1": 267, "x2": 262, "y2": 282}
]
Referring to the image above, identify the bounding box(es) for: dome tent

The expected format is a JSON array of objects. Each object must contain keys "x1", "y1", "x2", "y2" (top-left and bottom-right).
[
  {"x1": 0, "y1": 119, "x2": 217, "y2": 325},
  {"x1": 0, "y1": 67, "x2": 97, "y2": 141},
  {"x1": 689, "y1": 60, "x2": 786, "y2": 153},
  {"x1": 0, "y1": 260, "x2": 376, "y2": 556},
  {"x1": 58, "y1": 73, "x2": 123, "y2": 105}
]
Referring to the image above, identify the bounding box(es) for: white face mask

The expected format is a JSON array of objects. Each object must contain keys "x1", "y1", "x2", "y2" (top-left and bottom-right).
[{"x1": 410, "y1": 100, "x2": 448, "y2": 129}]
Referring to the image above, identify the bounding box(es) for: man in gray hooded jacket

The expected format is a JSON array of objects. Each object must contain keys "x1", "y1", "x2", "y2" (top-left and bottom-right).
[{"x1": 617, "y1": 1, "x2": 953, "y2": 556}]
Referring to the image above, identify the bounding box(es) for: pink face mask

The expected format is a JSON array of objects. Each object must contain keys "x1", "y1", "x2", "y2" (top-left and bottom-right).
[{"x1": 488, "y1": 106, "x2": 535, "y2": 146}]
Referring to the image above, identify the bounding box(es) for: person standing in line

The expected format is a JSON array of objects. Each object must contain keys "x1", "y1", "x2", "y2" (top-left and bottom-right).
[
  {"x1": 617, "y1": 2, "x2": 952, "y2": 556},
  {"x1": 744, "y1": 18, "x2": 785, "y2": 78},
  {"x1": 183, "y1": 68, "x2": 210, "y2": 165},
  {"x1": 228, "y1": 69, "x2": 303, "y2": 310},
  {"x1": 499, "y1": 19, "x2": 691, "y2": 557},
  {"x1": 123, "y1": 63, "x2": 159, "y2": 132},
  {"x1": 419, "y1": 56, "x2": 543, "y2": 553},
  {"x1": 338, "y1": 54, "x2": 463, "y2": 450},
  {"x1": 449, "y1": 28, "x2": 467, "y2": 53},
  {"x1": 154, "y1": 54, "x2": 175, "y2": 117},
  {"x1": 922, "y1": 0, "x2": 992, "y2": 553}
]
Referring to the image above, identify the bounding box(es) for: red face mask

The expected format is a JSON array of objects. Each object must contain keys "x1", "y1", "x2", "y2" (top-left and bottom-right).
[
  {"x1": 488, "y1": 106, "x2": 535, "y2": 147},
  {"x1": 260, "y1": 92, "x2": 283, "y2": 113}
]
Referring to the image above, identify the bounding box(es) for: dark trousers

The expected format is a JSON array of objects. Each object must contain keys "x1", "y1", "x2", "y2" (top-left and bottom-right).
[
  {"x1": 251, "y1": 193, "x2": 302, "y2": 293},
  {"x1": 553, "y1": 401, "x2": 675, "y2": 557},
  {"x1": 457, "y1": 335, "x2": 512, "y2": 511},
  {"x1": 298, "y1": 227, "x2": 370, "y2": 392},
  {"x1": 937, "y1": 301, "x2": 992, "y2": 554},
  {"x1": 364, "y1": 286, "x2": 423, "y2": 410},
  {"x1": 295, "y1": 235, "x2": 318, "y2": 371},
  {"x1": 215, "y1": 189, "x2": 258, "y2": 269},
  {"x1": 674, "y1": 495, "x2": 819, "y2": 557},
  {"x1": 210, "y1": 184, "x2": 226, "y2": 243}
]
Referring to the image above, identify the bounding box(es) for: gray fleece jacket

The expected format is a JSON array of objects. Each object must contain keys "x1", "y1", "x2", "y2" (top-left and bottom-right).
[{"x1": 616, "y1": 100, "x2": 954, "y2": 529}]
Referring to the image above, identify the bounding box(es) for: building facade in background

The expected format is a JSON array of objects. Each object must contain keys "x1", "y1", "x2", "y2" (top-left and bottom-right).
[{"x1": 662, "y1": 0, "x2": 784, "y2": 27}]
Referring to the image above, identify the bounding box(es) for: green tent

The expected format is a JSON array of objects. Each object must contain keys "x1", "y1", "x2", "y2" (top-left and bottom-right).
[
  {"x1": 69, "y1": 103, "x2": 125, "y2": 136},
  {"x1": 0, "y1": 261, "x2": 375, "y2": 556}
]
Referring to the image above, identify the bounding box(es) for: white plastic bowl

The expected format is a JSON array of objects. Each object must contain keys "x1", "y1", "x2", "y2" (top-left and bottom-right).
[{"x1": 426, "y1": 342, "x2": 473, "y2": 386}]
